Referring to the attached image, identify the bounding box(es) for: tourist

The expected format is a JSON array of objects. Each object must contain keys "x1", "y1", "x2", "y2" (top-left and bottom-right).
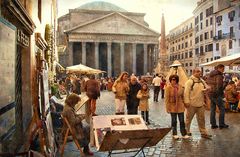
[
  {"x1": 165, "y1": 74, "x2": 189, "y2": 139},
  {"x1": 112, "y1": 72, "x2": 130, "y2": 114}
]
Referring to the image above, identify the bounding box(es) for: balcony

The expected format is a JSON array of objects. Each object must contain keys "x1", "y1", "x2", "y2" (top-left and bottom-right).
[{"x1": 213, "y1": 33, "x2": 235, "y2": 40}]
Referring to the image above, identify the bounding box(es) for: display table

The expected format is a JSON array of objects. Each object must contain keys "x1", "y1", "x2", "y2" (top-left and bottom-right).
[{"x1": 92, "y1": 115, "x2": 171, "y2": 157}]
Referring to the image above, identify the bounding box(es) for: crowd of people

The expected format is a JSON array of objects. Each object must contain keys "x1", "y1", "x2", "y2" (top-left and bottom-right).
[{"x1": 50, "y1": 64, "x2": 240, "y2": 155}]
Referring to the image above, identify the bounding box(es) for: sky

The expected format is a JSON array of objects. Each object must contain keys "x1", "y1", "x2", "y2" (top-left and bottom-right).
[{"x1": 58, "y1": 0, "x2": 198, "y2": 34}]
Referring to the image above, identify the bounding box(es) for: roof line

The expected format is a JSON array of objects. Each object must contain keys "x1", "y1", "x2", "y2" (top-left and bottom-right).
[{"x1": 65, "y1": 12, "x2": 160, "y2": 35}]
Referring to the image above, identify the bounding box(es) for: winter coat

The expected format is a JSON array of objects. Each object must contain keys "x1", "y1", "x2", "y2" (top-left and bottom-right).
[
  {"x1": 207, "y1": 69, "x2": 224, "y2": 97},
  {"x1": 112, "y1": 72, "x2": 130, "y2": 100},
  {"x1": 165, "y1": 84, "x2": 185, "y2": 113},
  {"x1": 137, "y1": 89, "x2": 150, "y2": 111},
  {"x1": 224, "y1": 84, "x2": 238, "y2": 103},
  {"x1": 85, "y1": 79, "x2": 100, "y2": 99},
  {"x1": 184, "y1": 75, "x2": 207, "y2": 107},
  {"x1": 126, "y1": 82, "x2": 141, "y2": 109},
  {"x1": 62, "y1": 104, "x2": 85, "y2": 140}
]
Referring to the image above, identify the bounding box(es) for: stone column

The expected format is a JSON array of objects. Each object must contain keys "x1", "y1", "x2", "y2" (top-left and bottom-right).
[
  {"x1": 82, "y1": 42, "x2": 86, "y2": 65},
  {"x1": 107, "y1": 42, "x2": 112, "y2": 77},
  {"x1": 68, "y1": 42, "x2": 73, "y2": 66},
  {"x1": 120, "y1": 42, "x2": 124, "y2": 72},
  {"x1": 95, "y1": 42, "x2": 99, "y2": 69},
  {"x1": 132, "y1": 43, "x2": 136, "y2": 74},
  {"x1": 144, "y1": 43, "x2": 148, "y2": 74}
]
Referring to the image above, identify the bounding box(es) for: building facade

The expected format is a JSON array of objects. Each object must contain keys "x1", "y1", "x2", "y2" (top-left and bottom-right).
[
  {"x1": 213, "y1": 0, "x2": 240, "y2": 59},
  {"x1": 193, "y1": 0, "x2": 215, "y2": 73},
  {"x1": 0, "y1": 0, "x2": 57, "y2": 153},
  {"x1": 168, "y1": 17, "x2": 195, "y2": 75},
  {"x1": 58, "y1": 2, "x2": 159, "y2": 77}
]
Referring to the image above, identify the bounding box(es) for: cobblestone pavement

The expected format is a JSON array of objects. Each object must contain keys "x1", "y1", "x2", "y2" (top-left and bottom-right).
[{"x1": 63, "y1": 90, "x2": 240, "y2": 157}]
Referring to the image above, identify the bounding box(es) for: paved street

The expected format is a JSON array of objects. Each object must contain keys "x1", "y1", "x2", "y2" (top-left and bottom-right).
[{"x1": 63, "y1": 90, "x2": 240, "y2": 157}]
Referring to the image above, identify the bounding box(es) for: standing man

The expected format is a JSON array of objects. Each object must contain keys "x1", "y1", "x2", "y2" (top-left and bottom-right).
[
  {"x1": 152, "y1": 74, "x2": 162, "y2": 102},
  {"x1": 184, "y1": 68, "x2": 212, "y2": 138},
  {"x1": 126, "y1": 76, "x2": 141, "y2": 114},
  {"x1": 85, "y1": 75, "x2": 100, "y2": 116},
  {"x1": 207, "y1": 64, "x2": 229, "y2": 129}
]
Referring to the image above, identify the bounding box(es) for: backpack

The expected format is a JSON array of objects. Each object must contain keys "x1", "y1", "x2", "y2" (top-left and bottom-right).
[{"x1": 190, "y1": 78, "x2": 206, "y2": 91}]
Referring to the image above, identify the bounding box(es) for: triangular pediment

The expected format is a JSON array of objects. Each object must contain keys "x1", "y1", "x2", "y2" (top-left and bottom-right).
[{"x1": 66, "y1": 12, "x2": 159, "y2": 36}]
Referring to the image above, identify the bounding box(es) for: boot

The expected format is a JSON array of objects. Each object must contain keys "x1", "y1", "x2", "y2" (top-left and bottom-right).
[
  {"x1": 146, "y1": 111, "x2": 150, "y2": 125},
  {"x1": 83, "y1": 146, "x2": 94, "y2": 156}
]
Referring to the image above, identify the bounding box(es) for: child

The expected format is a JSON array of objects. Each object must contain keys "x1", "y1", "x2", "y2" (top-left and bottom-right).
[{"x1": 137, "y1": 83, "x2": 150, "y2": 124}]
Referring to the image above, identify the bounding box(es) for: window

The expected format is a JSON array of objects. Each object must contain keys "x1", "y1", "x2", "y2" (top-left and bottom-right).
[
  {"x1": 208, "y1": 44, "x2": 213, "y2": 51},
  {"x1": 210, "y1": 17, "x2": 213, "y2": 25},
  {"x1": 185, "y1": 42, "x2": 188, "y2": 48},
  {"x1": 230, "y1": 26, "x2": 234, "y2": 37},
  {"x1": 229, "y1": 40, "x2": 233, "y2": 49},
  {"x1": 190, "y1": 40, "x2": 192, "y2": 46},
  {"x1": 178, "y1": 54, "x2": 180, "y2": 60},
  {"x1": 195, "y1": 37, "x2": 199, "y2": 44},
  {"x1": 207, "y1": 58, "x2": 209, "y2": 62},
  {"x1": 206, "y1": 19, "x2": 208, "y2": 27},
  {"x1": 182, "y1": 43, "x2": 184, "y2": 49},
  {"x1": 190, "y1": 62, "x2": 192, "y2": 66},
  {"x1": 200, "y1": 23, "x2": 202, "y2": 29},
  {"x1": 185, "y1": 52, "x2": 188, "y2": 58},
  {"x1": 195, "y1": 16, "x2": 199, "y2": 25},
  {"x1": 200, "y1": 34, "x2": 203, "y2": 41},
  {"x1": 200, "y1": 12, "x2": 203, "y2": 21},
  {"x1": 185, "y1": 63, "x2": 188, "y2": 67},
  {"x1": 200, "y1": 46, "x2": 204, "y2": 54},
  {"x1": 205, "y1": 45, "x2": 208, "y2": 52},
  {"x1": 189, "y1": 51, "x2": 193, "y2": 57},
  {"x1": 218, "y1": 30, "x2": 222, "y2": 38},
  {"x1": 216, "y1": 43, "x2": 219, "y2": 51},
  {"x1": 216, "y1": 16, "x2": 222, "y2": 25},
  {"x1": 210, "y1": 30, "x2": 213, "y2": 38},
  {"x1": 195, "y1": 48, "x2": 199, "y2": 54},
  {"x1": 182, "y1": 53, "x2": 184, "y2": 59},
  {"x1": 211, "y1": 58, "x2": 213, "y2": 61},
  {"x1": 195, "y1": 25, "x2": 199, "y2": 32},
  {"x1": 205, "y1": 32, "x2": 209, "y2": 40},
  {"x1": 228, "y1": 10, "x2": 235, "y2": 22}
]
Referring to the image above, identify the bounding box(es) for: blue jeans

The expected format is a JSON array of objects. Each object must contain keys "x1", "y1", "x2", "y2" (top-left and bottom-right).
[
  {"x1": 170, "y1": 112, "x2": 186, "y2": 136},
  {"x1": 210, "y1": 97, "x2": 225, "y2": 126}
]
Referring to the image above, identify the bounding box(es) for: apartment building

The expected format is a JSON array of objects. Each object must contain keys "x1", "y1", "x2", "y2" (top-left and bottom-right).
[
  {"x1": 193, "y1": 0, "x2": 215, "y2": 73},
  {"x1": 213, "y1": 0, "x2": 240, "y2": 59},
  {"x1": 168, "y1": 17, "x2": 195, "y2": 75}
]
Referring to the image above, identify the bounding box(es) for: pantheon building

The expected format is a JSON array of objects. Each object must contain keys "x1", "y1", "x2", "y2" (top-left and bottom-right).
[{"x1": 58, "y1": 1, "x2": 160, "y2": 77}]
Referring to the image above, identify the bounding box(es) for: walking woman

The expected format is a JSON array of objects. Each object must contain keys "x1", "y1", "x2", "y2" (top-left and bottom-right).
[
  {"x1": 165, "y1": 75, "x2": 189, "y2": 139},
  {"x1": 137, "y1": 83, "x2": 150, "y2": 124},
  {"x1": 112, "y1": 72, "x2": 130, "y2": 115}
]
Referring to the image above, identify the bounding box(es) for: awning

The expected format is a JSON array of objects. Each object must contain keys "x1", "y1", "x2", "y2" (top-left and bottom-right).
[
  {"x1": 200, "y1": 53, "x2": 240, "y2": 67},
  {"x1": 66, "y1": 64, "x2": 106, "y2": 74}
]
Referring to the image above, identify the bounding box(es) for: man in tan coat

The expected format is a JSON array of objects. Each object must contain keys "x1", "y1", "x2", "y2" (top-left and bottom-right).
[{"x1": 184, "y1": 68, "x2": 212, "y2": 139}]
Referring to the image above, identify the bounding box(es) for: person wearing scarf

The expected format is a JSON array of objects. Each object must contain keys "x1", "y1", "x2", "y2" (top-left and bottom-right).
[{"x1": 165, "y1": 75, "x2": 189, "y2": 140}]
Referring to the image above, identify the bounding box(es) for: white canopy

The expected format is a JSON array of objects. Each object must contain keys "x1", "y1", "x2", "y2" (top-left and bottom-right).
[
  {"x1": 200, "y1": 53, "x2": 240, "y2": 67},
  {"x1": 66, "y1": 64, "x2": 105, "y2": 74}
]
